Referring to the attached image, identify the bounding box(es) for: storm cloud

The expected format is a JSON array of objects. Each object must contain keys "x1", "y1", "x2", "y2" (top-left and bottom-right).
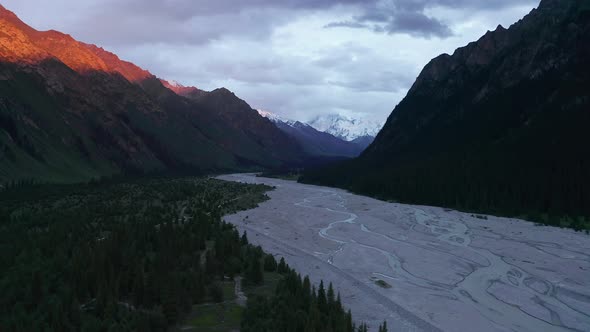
[
  {"x1": 324, "y1": 0, "x2": 537, "y2": 37},
  {"x1": 4, "y1": 0, "x2": 538, "y2": 123}
]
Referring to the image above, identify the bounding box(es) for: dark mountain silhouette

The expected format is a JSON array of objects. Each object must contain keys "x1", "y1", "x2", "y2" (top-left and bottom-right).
[{"x1": 302, "y1": 0, "x2": 590, "y2": 228}]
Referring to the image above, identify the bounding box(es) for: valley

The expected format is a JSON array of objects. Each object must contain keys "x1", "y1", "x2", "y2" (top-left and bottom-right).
[
  {"x1": 2, "y1": 1, "x2": 589, "y2": 331},
  {"x1": 221, "y1": 174, "x2": 590, "y2": 332}
]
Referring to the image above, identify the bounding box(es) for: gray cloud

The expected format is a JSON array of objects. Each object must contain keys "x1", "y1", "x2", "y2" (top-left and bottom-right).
[
  {"x1": 325, "y1": 0, "x2": 536, "y2": 38},
  {"x1": 3, "y1": 0, "x2": 538, "y2": 123},
  {"x1": 6, "y1": 0, "x2": 536, "y2": 44},
  {"x1": 384, "y1": 11, "x2": 452, "y2": 37},
  {"x1": 54, "y1": 0, "x2": 381, "y2": 46},
  {"x1": 324, "y1": 21, "x2": 369, "y2": 29}
]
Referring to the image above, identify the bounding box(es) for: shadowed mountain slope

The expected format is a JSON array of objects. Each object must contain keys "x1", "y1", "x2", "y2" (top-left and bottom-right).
[
  {"x1": 0, "y1": 5, "x2": 304, "y2": 182},
  {"x1": 302, "y1": 0, "x2": 590, "y2": 227}
]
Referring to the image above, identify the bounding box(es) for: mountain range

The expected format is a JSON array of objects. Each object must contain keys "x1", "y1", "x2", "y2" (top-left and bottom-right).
[
  {"x1": 302, "y1": 0, "x2": 590, "y2": 225},
  {"x1": 0, "y1": 5, "x2": 308, "y2": 182},
  {"x1": 258, "y1": 111, "x2": 371, "y2": 158}
]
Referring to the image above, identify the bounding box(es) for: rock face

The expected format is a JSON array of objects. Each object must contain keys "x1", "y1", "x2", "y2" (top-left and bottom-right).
[
  {"x1": 0, "y1": 5, "x2": 304, "y2": 182},
  {"x1": 303, "y1": 0, "x2": 590, "y2": 221}
]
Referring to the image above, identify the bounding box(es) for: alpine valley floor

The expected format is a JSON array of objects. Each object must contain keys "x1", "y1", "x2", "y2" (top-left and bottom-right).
[{"x1": 218, "y1": 174, "x2": 590, "y2": 332}]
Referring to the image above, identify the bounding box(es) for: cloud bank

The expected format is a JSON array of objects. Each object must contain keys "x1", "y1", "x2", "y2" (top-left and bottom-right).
[{"x1": 4, "y1": 0, "x2": 538, "y2": 122}]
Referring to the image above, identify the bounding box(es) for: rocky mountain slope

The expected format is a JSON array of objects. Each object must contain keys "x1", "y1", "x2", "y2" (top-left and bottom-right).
[
  {"x1": 0, "y1": 5, "x2": 304, "y2": 182},
  {"x1": 258, "y1": 111, "x2": 366, "y2": 158},
  {"x1": 302, "y1": 0, "x2": 590, "y2": 227}
]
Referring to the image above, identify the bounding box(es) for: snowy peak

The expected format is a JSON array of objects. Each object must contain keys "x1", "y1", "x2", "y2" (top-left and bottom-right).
[
  {"x1": 257, "y1": 110, "x2": 369, "y2": 157},
  {"x1": 308, "y1": 114, "x2": 382, "y2": 141}
]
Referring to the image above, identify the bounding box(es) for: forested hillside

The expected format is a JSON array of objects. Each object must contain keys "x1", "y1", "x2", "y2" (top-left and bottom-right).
[
  {"x1": 302, "y1": 0, "x2": 590, "y2": 231},
  {"x1": 0, "y1": 177, "x2": 379, "y2": 331}
]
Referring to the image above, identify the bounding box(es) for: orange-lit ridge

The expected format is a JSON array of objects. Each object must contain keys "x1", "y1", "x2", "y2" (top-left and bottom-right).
[{"x1": 0, "y1": 4, "x2": 201, "y2": 94}]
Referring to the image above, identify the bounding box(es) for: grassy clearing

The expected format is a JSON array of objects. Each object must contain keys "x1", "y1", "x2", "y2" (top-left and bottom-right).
[
  {"x1": 182, "y1": 303, "x2": 243, "y2": 332},
  {"x1": 180, "y1": 272, "x2": 284, "y2": 331},
  {"x1": 222, "y1": 282, "x2": 236, "y2": 301},
  {"x1": 243, "y1": 272, "x2": 283, "y2": 298}
]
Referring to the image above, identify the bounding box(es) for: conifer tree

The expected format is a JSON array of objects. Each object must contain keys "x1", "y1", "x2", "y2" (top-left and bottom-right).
[
  {"x1": 277, "y1": 257, "x2": 289, "y2": 274},
  {"x1": 263, "y1": 254, "x2": 278, "y2": 272},
  {"x1": 346, "y1": 310, "x2": 354, "y2": 332},
  {"x1": 317, "y1": 281, "x2": 327, "y2": 315},
  {"x1": 241, "y1": 231, "x2": 249, "y2": 246}
]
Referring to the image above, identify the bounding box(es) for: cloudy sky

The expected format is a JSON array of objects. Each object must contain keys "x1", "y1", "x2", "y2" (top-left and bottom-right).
[{"x1": 4, "y1": 0, "x2": 538, "y2": 123}]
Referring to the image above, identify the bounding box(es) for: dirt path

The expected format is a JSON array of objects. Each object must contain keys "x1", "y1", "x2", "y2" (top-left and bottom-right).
[{"x1": 234, "y1": 277, "x2": 247, "y2": 307}]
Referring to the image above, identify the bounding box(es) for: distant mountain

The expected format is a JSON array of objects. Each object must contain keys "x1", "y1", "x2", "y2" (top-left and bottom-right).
[
  {"x1": 0, "y1": 5, "x2": 304, "y2": 182},
  {"x1": 302, "y1": 0, "x2": 590, "y2": 227},
  {"x1": 308, "y1": 114, "x2": 382, "y2": 142},
  {"x1": 258, "y1": 111, "x2": 365, "y2": 158}
]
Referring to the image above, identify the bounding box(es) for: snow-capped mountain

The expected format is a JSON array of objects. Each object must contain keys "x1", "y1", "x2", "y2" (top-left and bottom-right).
[
  {"x1": 308, "y1": 114, "x2": 382, "y2": 141},
  {"x1": 258, "y1": 110, "x2": 369, "y2": 157}
]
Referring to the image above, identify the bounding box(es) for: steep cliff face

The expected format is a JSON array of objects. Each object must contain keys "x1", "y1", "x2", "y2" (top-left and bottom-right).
[
  {"x1": 0, "y1": 5, "x2": 304, "y2": 182},
  {"x1": 303, "y1": 0, "x2": 590, "y2": 223}
]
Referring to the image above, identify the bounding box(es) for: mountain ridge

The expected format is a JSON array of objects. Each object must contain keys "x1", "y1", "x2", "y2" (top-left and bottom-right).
[{"x1": 0, "y1": 5, "x2": 305, "y2": 182}]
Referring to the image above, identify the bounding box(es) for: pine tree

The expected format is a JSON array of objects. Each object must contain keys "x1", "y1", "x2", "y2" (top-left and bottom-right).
[
  {"x1": 327, "y1": 282, "x2": 335, "y2": 309},
  {"x1": 241, "y1": 231, "x2": 249, "y2": 246},
  {"x1": 358, "y1": 323, "x2": 368, "y2": 332},
  {"x1": 278, "y1": 257, "x2": 288, "y2": 274},
  {"x1": 132, "y1": 264, "x2": 144, "y2": 307},
  {"x1": 263, "y1": 254, "x2": 277, "y2": 272},
  {"x1": 245, "y1": 255, "x2": 263, "y2": 285},
  {"x1": 345, "y1": 310, "x2": 354, "y2": 332},
  {"x1": 30, "y1": 271, "x2": 43, "y2": 309},
  {"x1": 317, "y1": 281, "x2": 327, "y2": 315},
  {"x1": 162, "y1": 284, "x2": 179, "y2": 324},
  {"x1": 208, "y1": 282, "x2": 223, "y2": 303}
]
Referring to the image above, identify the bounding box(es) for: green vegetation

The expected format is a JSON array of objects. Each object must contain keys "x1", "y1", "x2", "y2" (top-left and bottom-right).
[
  {"x1": 0, "y1": 177, "x2": 273, "y2": 331},
  {"x1": 183, "y1": 303, "x2": 243, "y2": 332},
  {"x1": 241, "y1": 272, "x2": 353, "y2": 332},
  {"x1": 0, "y1": 176, "x2": 382, "y2": 331},
  {"x1": 257, "y1": 171, "x2": 302, "y2": 181}
]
